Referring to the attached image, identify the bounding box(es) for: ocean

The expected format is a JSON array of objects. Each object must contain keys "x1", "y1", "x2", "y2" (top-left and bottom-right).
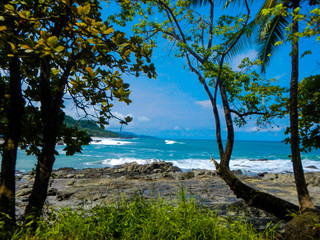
[{"x1": 15, "y1": 138, "x2": 320, "y2": 175}]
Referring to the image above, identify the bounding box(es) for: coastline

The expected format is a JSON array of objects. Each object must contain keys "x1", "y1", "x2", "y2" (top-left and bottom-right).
[{"x1": 15, "y1": 161, "x2": 320, "y2": 230}]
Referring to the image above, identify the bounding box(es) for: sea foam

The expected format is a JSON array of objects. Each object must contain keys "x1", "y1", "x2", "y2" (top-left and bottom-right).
[{"x1": 90, "y1": 137, "x2": 132, "y2": 145}]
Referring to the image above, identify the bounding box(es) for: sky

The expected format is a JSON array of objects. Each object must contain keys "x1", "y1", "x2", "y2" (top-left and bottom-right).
[{"x1": 66, "y1": 1, "x2": 320, "y2": 141}]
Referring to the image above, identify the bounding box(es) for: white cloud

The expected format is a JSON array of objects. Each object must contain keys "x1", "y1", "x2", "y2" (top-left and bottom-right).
[
  {"x1": 174, "y1": 126, "x2": 181, "y2": 130},
  {"x1": 230, "y1": 49, "x2": 258, "y2": 71},
  {"x1": 273, "y1": 73, "x2": 287, "y2": 80},
  {"x1": 195, "y1": 100, "x2": 211, "y2": 108},
  {"x1": 137, "y1": 116, "x2": 150, "y2": 122}
]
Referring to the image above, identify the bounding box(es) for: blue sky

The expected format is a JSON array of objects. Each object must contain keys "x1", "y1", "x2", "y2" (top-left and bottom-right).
[{"x1": 67, "y1": 2, "x2": 320, "y2": 141}]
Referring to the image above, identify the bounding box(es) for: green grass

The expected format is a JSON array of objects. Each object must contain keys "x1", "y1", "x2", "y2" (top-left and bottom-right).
[{"x1": 2, "y1": 192, "x2": 280, "y2": 240}]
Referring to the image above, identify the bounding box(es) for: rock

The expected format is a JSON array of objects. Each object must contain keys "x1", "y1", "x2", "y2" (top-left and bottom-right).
[
  {"x1": 262, "y1": 173, "x2": 278, "y2": 181},
  {"x1": 19, "y1": 184, "x2": 30, "y2": 189},
  {"x1": 12, "y1": 162, "x2": 320, "y2": 234},
  {"x1": 257, "y1": 172, "x2": 268, "y2": 177},
  {"x1": 180, "y1": 171, "x2": 195, "y2": 180},
  {"x1": 57, "y1": 192, "x2": 73, "y2": 201},
  {"x1": 66, "y1": 180, "x2": 75, "y2": 186},
  {"x1": 16, "y1": 188, "x2": 32, "y2": 197},
  {"x1": 48, "y1": 188, "x2": 58, "y2": 196},
  {"x1": 65, "y1": 174, "x2": 75, "y2": 178},
  {"x1": 231, "y1": 170, "x2": 243, "y2": 175},
  {"x1": 306, "y1": 165, "x2": 318, "y2": 169}
]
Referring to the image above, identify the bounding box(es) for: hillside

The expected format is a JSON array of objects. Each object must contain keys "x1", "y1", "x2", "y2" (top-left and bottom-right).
[{"x1": 64, "y1": 116, "x2": 129, "y2": 138}]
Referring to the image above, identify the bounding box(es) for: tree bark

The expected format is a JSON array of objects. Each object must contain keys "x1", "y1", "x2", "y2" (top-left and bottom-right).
[
  {"x1": 290, "y1": 0, "x2": 315, "y2": 211},
  {"x1": 23, "y1": 4, "x2": 71, "y2": 224},
  {"x1": 24, "y1": 58, "x2": 64, "y2": 223},
  {"x1": 218, "y1": 82, "x2": 234, "y2": 167},
  {"x1": 0, "y1": 57, "x2": 24, "y2": 226},
  {"x1": 213, "y1": 158, "x2": 299, "y2": 221}
]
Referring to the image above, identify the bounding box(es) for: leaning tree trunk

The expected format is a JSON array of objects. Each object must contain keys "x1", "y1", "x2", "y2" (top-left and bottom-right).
[
  {"x1": 289, "y1": 0, "x2": 315, "y2": 211},
  {"x1": 0, "y1": 57, "x2": 24, "y2": 226},
  {"x1": 24, "y1": 58, "x2": 65, "y2": 224},
  {"x1": 213, "y1": 158, "x2": 299, "y2": 221}
]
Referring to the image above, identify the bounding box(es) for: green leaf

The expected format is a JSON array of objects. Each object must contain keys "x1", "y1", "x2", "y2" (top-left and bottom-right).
[
  {"x1": 47, "y1": 36, "x2": 58, "y2": 45},
  {"x1": 82, "y1": 4, "x2": 91, "y2": 15},
  {"x1": 300, "y1": 50, "x2": 311, "y2": 59},
  {"x1": 55, "y1": 46, "x2": 65, "y2": 52},
  {"x1": 104, "y1": 27, "x2": 114, "y2": 35}
]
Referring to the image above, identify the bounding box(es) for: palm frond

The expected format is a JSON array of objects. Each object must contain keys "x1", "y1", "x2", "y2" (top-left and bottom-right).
[
  {"x1": 225, "y1": 0, "x2": 281, "y2": 59},
  {"x1": 226, "y1": 20, "x2": 259, "y2": 60},
  {"x1": 257, "y1": 14, "x2": 290, "y2": 73},
  {"x1": 190, "y1": 0, "x2": 234, "y2": 7},
  {"x1": 223, "y1": 0, "x2": 255, "y2": 9},
  {"x1": 190, "y1": 0, "x2": 211, "y2": 7}
]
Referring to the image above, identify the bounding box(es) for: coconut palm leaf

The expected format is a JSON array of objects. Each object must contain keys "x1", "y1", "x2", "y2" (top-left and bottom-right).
[{"x1": 257, "y1": 14, "x2": 290, "y2": 72}]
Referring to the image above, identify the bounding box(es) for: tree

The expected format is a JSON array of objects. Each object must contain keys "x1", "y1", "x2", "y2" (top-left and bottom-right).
[
  {"x1": 191, "y1": 0, "x2": 320, "y2": 238},
  {"x1": 0, "y1": 0, "x2": 155, "y2": 227},
  {"x1": 111, "y1": 0, "x2": 300, "y2": 220},
  {"x1": 233, "y1": 0, "x2": 319, "y2": 211},
  {"x1": 0, "y1": 0, "x2": 25, "y2": 226},
  {"x1": 296, "y1": 75, "x2": 320, "y2": 152}
]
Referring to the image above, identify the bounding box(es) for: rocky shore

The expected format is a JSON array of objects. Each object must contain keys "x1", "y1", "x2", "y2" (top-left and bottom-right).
[{"x1": 15, "y1": 161, "x2": 320, "y2": 231}]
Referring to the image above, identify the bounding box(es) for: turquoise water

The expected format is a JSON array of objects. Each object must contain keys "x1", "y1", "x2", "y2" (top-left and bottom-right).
[{"x1": 16, "y1": 138, "x2": 320, "y2": 174}]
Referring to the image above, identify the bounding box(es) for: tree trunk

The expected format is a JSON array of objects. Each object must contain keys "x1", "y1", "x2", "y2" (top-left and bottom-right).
[
  {"x1": 213, "y1": 158, "x2": 299, "y2": 221},
  {"x1": 0, "y1": 57, "x2": 24, "y2": 226},
  {"x1": 24, "y1": 58, "x2": 64, "y2": 224},
  {"x1": 218, "y1": 82, "x2": 234, "y2": 167},
  {"x1": 290, "y1": 0, "x2": 315, "y2": 211}
]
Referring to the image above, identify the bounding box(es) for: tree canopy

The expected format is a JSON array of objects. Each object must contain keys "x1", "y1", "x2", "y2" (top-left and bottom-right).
[{"x1": 0, "y1": 0, "x2": 156, "y2": 226}]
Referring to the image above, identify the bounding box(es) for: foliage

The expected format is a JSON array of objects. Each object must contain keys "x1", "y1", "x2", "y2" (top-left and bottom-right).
[
  {"x1": 258, "y1": 2, "x2": 320, "y2": 153},
  {"x1": 0, "y1": 0, "x2": 156, "y2": 156},
  {"x1": 1, "y1": 194, "x2": 278, "y2": 240},
  {"x1": 110, "y1": 0, "x2": 285, "y2": 130},
  {"x1": 64, "y1": 115, "x2": 120, "y2": 138},
  {"x1": 260, "y1": 2, "x2": 320, "y2": 54},
  {"x1": 285, "y1": 75, "x2": 320, "y2": 152},
  {"x1": 297, "y1": 75, "x2": 320, "y2": 152}
]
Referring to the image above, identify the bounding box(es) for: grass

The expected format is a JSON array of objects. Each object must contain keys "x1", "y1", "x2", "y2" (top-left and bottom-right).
[{"x1": 2, "y1": 190, "x2": 280, "y2": 240}]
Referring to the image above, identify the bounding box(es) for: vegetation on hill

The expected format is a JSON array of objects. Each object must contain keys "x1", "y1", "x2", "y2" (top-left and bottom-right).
[
  {"x1": 64, "y1": 116, "x2": 153, "y2": 139},
  {"x1": 64, "y1": 116, "x2": 120, "y2": 138}
]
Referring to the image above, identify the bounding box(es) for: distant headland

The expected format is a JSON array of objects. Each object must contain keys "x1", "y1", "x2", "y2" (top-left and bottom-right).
[{"x1": 64, "y1": 115, "x2": 156, "y2": 139}]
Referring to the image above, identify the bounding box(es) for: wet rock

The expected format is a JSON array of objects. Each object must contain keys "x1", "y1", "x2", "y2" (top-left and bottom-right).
[
  {"x1": 16, "y1": 188, "x2": 32, "y2": 197},
  {"x1": 66, "y1": 180, "x2": 75, "y2": 186},
  {"x1": 57, "y1": 192, "x2": 73, "y2": 201},
  {"x1": 13, "y1": 162, "x2": 320, "y2": 233},
  {"x1": 262, "y1": 173, "x2": 278, "y2": 181},
  {"x1": 180, "y1": 171, "x2": 195, "y2": 180},
  {"x1": 48, "y1": 188, "x2": 58, "y2": 196},
  {"x1": 306, "y1": 165, "x2": 318, "y2": 169}
]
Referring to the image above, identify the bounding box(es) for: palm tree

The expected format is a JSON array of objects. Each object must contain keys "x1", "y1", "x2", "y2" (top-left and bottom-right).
[{"x1": 192, "y1": 0, "x2": 317, "y2": 211}]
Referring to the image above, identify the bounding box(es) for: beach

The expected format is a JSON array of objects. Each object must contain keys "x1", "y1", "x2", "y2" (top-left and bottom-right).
[{"x1": 15, "y1": 161, "x2": 320, "y2": 230}]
